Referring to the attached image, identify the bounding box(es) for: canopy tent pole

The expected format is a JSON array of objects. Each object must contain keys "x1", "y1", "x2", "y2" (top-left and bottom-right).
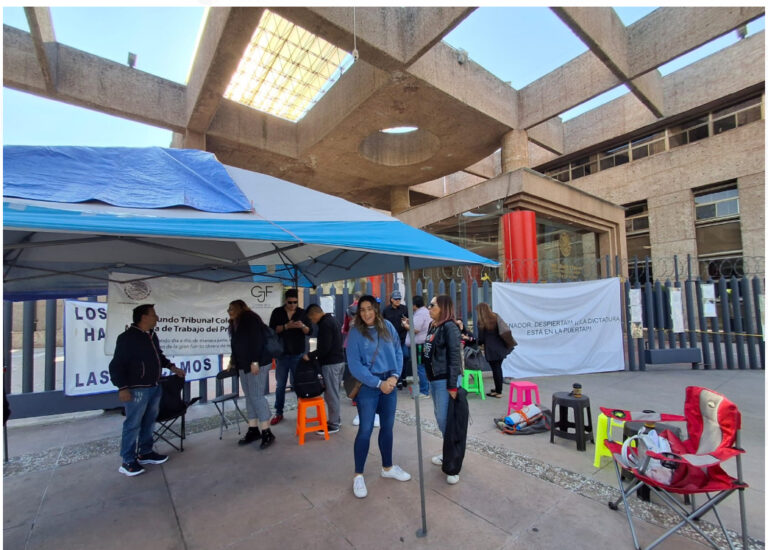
[{"x1": 403, "y1": 256, "x2": 428, "y2": 537}]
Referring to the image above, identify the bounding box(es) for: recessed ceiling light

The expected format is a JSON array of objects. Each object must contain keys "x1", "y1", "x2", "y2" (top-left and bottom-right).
[{"x1": 381, "y1": 126, "x2": 419, "y2": 134}]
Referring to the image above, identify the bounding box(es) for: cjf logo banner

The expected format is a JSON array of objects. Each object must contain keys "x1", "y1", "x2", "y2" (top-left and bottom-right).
[
  {"x1": 64, "y1": 301, "x2": 218, "y2": 396},
  {"x1": 493, "y1": 278, "x2": 624, "y2": 378},
  {"x1": 105, "y1": 273, "x2": 283, "y2": 356}
]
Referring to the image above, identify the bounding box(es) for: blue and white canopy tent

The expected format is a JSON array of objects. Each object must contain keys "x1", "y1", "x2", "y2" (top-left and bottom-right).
[
  {"x1": 4, "y1": 146, "x2": 496, "y2": 300},
  {"x1": 4, "y1": 146, "x2": 496, "y2": 536}
]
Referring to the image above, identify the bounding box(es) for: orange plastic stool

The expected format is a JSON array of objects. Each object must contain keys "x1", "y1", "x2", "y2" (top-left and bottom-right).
[
  {"x1": 295, "y1": 396, "x2": 329, "y2": 445},
  {"x1": 507, "y1": 381, "x2": 541, "y2": 415}
]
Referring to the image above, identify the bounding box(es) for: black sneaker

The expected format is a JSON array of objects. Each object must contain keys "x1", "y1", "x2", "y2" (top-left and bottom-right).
[
  {"x1": 137, "y1": 451, "x2": 169, "y2": 465},
  {"x1": 316, "y1": 424, "x2": 340, "y2": 436},
  {"x1": 260, "y1": 429, "x2": 275, "y2": 449},
  {"x1": 119, "y1": 461, "x2": 145, "y2": 477},
  {"x1": 238, "y1": 427, "x2": 261, "y2": 446}
]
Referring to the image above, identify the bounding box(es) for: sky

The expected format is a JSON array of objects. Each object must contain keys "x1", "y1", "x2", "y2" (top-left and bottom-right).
[{"x1": 2, "y1": 6, "x2": 764, "y2": 148}]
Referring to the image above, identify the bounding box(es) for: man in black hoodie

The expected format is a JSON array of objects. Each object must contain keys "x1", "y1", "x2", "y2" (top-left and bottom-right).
[
  {"x1": 306, "y1": 304, "x2": 345, "y2": 434},
  {"x1": 109, "y1": 304, "x2": 186, "y2": 477}
]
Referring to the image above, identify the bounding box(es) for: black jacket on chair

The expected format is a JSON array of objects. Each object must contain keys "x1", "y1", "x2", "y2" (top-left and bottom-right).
[{"x1": 423, "y1": 320, "x2": 462, "y2": 390}]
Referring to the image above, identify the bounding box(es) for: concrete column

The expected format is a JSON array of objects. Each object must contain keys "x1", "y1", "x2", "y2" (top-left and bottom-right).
[
  {"x1": 182, "y1": 130, "x2": 207, "y2": 150},
  {"x1": 389, "y1": 186, "x2": 411, "y2": 215},
  {"x1": 501, "y1": 129, "x2": 530, "y2": 173}
]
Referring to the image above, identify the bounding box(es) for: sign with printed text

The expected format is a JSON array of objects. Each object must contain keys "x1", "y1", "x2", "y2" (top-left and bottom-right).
[
  {"x1": 105, "y1": 273, "x2": 283, "y2": 356},
  {"x1": 64, "y1": 301, "x2": 219, "y2": 396},
  {"x1": 493, "y1": 278, "x2": 624, "y2": 378}
]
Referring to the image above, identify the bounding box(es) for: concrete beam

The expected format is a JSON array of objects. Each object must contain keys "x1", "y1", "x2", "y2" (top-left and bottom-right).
[
  {"x1": 408, "y1": 41, "x2": 518, "y2": 129},
  {"x1": 561, "y1": 32, "x2": 765, "y2": 155},
  {"x1": 186, "y1": 7, "x2": 265, "y2": 133},
  {"x1": 521, "y1": 7, "x2": 763, "y2": 128},
  {"x1": 553, "y1": 7, "x2": 663, "y2": 117},
  {"x1": 297, "y1": 59, "x2": 390, "y2": 155},
  {"x1": 527, "y1": 118, "x2": 564, "y2": 155},
  {"x1": 627, "y1": 7, "x2": 765, "y2": 77},
  {"x1": 3, "y1": 26, "x2": 186, "y2": 131},
  {"x1": 23, "y1": 7, "x2": 57, "y2": 93},
  {"x1": 207, "y1": 99, "x2": 298, "y2": 158},
  {"x1": 273, "y1": 7, "x2": 474, "y2": 72}
]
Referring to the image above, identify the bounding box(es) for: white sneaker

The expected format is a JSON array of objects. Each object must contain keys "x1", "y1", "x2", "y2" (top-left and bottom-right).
[
  {"x1": 353, "y1": 475, "x2": 367, "y2": 498},
  {"x1": 374, "y1": 414, "x2": 380, "y2": 428},
  {"x1": 353, "y1": 414, "x2": 360, "y2": 426},
  {"x1": 381, "y1": 465, "x2": 411, "y2": 481},
  {"x1": 446, "y1": 474, "x2": 460, "y2": 485},
  {"x1": 431, "y1": 454, "x2": 443, "y2": 466}
]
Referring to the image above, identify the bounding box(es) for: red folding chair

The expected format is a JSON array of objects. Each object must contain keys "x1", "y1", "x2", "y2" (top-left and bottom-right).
[{"x1": 602, "y1": 386, "x2": 749, "y2": 550}]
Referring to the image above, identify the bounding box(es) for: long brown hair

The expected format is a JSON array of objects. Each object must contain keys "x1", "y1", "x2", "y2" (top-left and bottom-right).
[
  {"x1": 476, "y1": 302, "x2": 497, "y2": 331},
  {"x1": 228, "y1": 299, "x2": 256, "y2": 334},
  {"x1": 353, "y1": 295, "x2": 392, "y2": 341},
  {"x1": 432, "y1": 294, "x2": 455, "y2": 326}
]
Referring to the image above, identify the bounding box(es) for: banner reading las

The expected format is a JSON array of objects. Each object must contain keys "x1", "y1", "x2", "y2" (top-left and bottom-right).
[
  {"x1": 64, "y1": 301, "x2": 219, "y2": 396},
  {"x1": 492, "y1": 278, "x2": 624, "y2": 378}
]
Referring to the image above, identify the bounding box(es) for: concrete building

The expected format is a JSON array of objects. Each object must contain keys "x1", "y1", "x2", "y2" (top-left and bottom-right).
[{"x1": 3, "y1": 7, "x2": 765, "y2": 283}]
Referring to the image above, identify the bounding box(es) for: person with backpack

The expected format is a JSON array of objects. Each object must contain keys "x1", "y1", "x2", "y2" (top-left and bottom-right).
[
  {"x1": 476, "y1": 302, "x2": 514, "y2": 399},
  {"x1": 305, "y1": 303, "x2": 345, "y2": 434},
  {"x1": 422, "y1": 294, "x2": 465, "y2": 485},
  {"x1": 346, "y1": 295, "x2": 411, "y2": 498},
  {"x1": 227, "y1": 299, "x2": 275, "y2": 449}
]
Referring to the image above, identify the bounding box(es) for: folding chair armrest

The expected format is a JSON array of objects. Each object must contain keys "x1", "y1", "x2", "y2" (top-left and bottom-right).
[
  {"x1": 599, "y1": 407, "x2": 685, "y2": 423},
  {"x1": 645, "y1": 448, "x2": 743, "y2": 468},
  {"x1": 187, "y1": 397, "x2": 200, "y2": 407},
  {"x1": 216, "y1": 368, "x2": 238, "y2": 380}
]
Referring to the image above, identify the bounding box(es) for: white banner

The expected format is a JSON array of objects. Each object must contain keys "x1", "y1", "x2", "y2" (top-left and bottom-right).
[
  {"x1": 492, "y1": 279, "x2": 624, "y2": 378},
  {"x1": 64, "y1": 301, "x2": 219, "y2": 396},
  {"x1": 106, "y1": 273, "x2": 283, "y2": 356}
]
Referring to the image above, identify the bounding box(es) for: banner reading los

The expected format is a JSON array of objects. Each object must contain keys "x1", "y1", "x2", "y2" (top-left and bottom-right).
[
  {"x1": 493, "y1": 278, "x2": 624, "y2": 378},
  {"x1": 64, "y1": 301, "x2": 219, "y2": 396},
  {"x1": 105, "y1": 273, "x2": 283, "y2": 356}
]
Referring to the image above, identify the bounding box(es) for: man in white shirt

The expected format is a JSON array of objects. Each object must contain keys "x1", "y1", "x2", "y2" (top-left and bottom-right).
[{"x1": 402, "y1": 295, "x2": 431, "y2": 398}]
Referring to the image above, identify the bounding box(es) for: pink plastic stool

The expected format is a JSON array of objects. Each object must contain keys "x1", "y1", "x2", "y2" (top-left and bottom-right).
[{"x1": 507, "y1": 381, "x2": 541, "y2": 415}]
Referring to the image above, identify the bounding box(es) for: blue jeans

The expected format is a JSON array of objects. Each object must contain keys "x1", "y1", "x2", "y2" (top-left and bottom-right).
[
  {"x1": 354, "y1": 383, "x2": 397, "y2": 474},
  {"x1": 430, "y1": 375, "x2": 462, "y2": 437},
  {"x1": 274, "y1": 353, "x2": 302, "y2": 415},
  {"x1": 405, "y1": 345, "x2": 429, "y2": 396},
  {"x1": 120, "y1": 385, "x2": 161, "y2": 464}
]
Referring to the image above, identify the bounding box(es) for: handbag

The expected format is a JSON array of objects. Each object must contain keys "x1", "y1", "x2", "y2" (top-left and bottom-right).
[
  {"x1": 496, "y1": 315, "x2": 517, "y2": 351},
  {"x1": 347, "y1": 341, "x2": 380, "y2": 400}
]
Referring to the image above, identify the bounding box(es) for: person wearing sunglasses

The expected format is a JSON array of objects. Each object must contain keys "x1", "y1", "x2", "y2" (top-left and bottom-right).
[
  {"x1": 423, "y1": 294, "x2": 464, "y2": 485},
  {"x1": 268, "y1": 289, "x2": 310, "y2": 425},
  {"x1": 346, "y1": 295, "x2": 411, "y2": 498}
]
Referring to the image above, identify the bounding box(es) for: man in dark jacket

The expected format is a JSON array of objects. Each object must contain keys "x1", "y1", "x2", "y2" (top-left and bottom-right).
[
  {"x1": 306, "y1": 304, "x2": 345, "y2": 434},
  {"x1": 268, "y1": 289, "x2": 310, "y2": 425},
  {"x1": 109, "y1": 304, "x2": 186, "y2": 477},
  {"x1": 382, "y1": 290, "x2": 409, "y2": 389}
]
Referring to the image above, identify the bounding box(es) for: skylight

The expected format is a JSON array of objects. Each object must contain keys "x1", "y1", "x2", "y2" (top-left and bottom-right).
[{"x1": 224, "y1": 9, "x2": 354, "y2": 122}]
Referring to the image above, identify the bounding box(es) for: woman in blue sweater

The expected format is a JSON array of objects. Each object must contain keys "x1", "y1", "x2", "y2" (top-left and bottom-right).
[{"x1": 346, "y1": 295, "x2": 411, "y2": 498}]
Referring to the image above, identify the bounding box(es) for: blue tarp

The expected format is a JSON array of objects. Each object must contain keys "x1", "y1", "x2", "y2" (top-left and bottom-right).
[{"x1": 3, "y1": 146, "x2": 252, "y2": 213}]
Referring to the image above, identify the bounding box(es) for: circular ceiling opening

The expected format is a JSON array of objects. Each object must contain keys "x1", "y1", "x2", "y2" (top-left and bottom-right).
[
  {"x1": 381, "y1": 126, "x2": 419, "y2": 134},
  {"x1": 359, "y1": 127, "x2": 440, "y2": 166}
]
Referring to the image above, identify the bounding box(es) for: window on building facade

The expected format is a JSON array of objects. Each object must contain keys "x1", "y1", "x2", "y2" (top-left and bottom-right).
[
  {"x1": 569, "y1": 155, "x2": 598, "y2": 181},
  {"x1": 630, "y1": 131, "x2": 665, "y2": 160},
  {"x1": 694, "y1": 182, "x2": 742, "y2": 279},
  {"x1": 713, "y1": 97, "x2": 763, "y2": 135},
  {"x1": 599, "y1": 143, "x2": 629, "y2": 170},
  {"x1": 669, "y1": 116, "x2": 709, "y2": 148},
  {"x1": 624, "y1": 201, "x2": 652, "y2": 283}
]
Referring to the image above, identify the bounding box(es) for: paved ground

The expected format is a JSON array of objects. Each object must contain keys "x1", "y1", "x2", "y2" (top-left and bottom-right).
[{"x1": 3, "y1": 364, "x2": 764, "y2": 550}]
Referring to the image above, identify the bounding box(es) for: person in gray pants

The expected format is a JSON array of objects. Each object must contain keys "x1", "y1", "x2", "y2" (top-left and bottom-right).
[{"x1": 306, "y1": 304, "x2": 345, "y2": 434}]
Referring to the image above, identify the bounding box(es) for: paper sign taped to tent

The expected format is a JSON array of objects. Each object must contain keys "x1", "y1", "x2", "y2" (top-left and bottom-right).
[
  {"x1": 106, "y1": 273, "x2": 283, "y2": 356},
  {"x1": 65, "y1": 301, "x2": 218, "y2": 396},
  {"x1": 493, "y1": 279, "x2": 624, "y2": 378}
]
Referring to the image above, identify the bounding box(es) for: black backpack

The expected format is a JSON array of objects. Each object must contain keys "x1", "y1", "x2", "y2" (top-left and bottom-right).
[
  {"x1": 261, "y1": 323, "x2": 283, "y2": 361},
  {"x1": 293, "y1": 358, "x2": 325, "y2": 398}
]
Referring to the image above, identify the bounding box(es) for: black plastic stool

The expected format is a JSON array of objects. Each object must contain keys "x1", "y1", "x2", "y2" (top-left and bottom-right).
[{"x1": 550, "y1": 391, "x2": 594, "y2": 451}]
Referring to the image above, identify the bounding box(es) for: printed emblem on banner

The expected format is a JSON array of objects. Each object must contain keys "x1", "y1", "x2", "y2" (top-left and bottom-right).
[
  {"x1": 559, "y1": 233, "x2": 572, "y2": 257},
  {"x1": 123, "y1": 280, "x2": 151, "y2": 300}
]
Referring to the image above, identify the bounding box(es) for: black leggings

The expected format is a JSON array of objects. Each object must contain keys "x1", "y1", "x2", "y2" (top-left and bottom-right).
[{"x1": 488, "y1": 359, "x2": 503, "y2": 394}]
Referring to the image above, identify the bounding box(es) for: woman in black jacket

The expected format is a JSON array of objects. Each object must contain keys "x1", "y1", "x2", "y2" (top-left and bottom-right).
[
  {"x1": 422, "y1": 294, "x2": 463, "y2": 484},
  {"x1": 228, "y1": 299, "x2": 275, "y2": 449},
  {"x1": 476, "y1": 302, "x2": 508, "y2": 398}
]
